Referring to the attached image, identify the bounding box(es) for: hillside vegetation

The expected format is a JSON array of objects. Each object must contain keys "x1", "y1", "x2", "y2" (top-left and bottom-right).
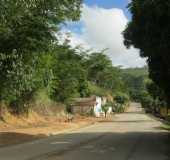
[
  {"x1": 122, "y1": 66, "x2": 148, "y2": 77},
  {"x1": 0, "y1": 0, "x2": 133, "y2": 118},
  {"x1": 123, "y1": 0, "x2": 170, "y2": 118},
  {"x1": 1, "y1": 0, "x2": 166, "y2": 122}
]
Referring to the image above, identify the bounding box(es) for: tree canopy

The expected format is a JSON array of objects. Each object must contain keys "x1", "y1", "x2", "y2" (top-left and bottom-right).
[
  {"x1": 0, "y1": 0, "x2": 83, "y2": 114},
  {"x1": 0, "y1": 0, "x2": 131, "y2": 115},
  {"x1": 123, "y1": 0, "x2": 170, "y2": 105}
]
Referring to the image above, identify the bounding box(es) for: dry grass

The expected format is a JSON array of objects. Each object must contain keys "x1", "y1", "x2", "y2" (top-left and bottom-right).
[{"x1": 0, "y1": 111, "x2": 113, "y2": 147}]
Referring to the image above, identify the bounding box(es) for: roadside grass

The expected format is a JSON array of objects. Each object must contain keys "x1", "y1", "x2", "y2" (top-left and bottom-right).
[{"x1": 161, "y1": 122, "x2": 170, "y2": 131}]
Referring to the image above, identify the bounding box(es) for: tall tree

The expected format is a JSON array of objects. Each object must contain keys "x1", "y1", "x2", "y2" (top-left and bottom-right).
[
  {"x1": 86, "y1": 52, "x2": 112, "y2": 84},
  {"x1": 0, "y1": 0, "x2": 82, "y2": 53},
  {"x1": 123, "y1": 0, "x2": 170, "y2": 105},
  {"x1": 50, "y1": 44, "x2": 89, "y2": 102},
  {"x1": 85, "y1": 52, "x2": 126, "y2": 94},
  {"x1": 0, "y1": 0, "x2": 82, "y2": 112}
]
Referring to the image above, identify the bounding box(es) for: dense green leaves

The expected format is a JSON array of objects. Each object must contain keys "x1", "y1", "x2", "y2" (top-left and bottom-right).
[
  {"x1": 49, "y1": 45, "x2": 89, "y2": 102},
  {"x1": 0, "y1": 0, "x2": 132, "y2": 115},
  {"x1": 0, "y1": 0, "x2": 82, "y2": 54},
  {"x1": 123, "y1": 0, "x2": 170, "y2": 106},
  {"x1": 85, "y1": 52, "x2": 126, "y2": 93},
  {"x1": 0, "y1": 0, "x2": 82, "y2": 114}
]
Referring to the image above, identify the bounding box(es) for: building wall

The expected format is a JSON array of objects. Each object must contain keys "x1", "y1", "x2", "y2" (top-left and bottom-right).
[
  {"x1": 94, "y1": 96, "x2": 102, "y2": 117},
  {"x1": 71, "y1": 96, "x2": 109, "y2": 117},
  {"x1": 72, "y1": 105, "x2": 94, "y2": 115}
]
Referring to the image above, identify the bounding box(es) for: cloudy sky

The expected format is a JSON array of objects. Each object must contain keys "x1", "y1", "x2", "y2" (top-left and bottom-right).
[{"x1": 62, "y1": 0, "x2": 146, "y2": 68}]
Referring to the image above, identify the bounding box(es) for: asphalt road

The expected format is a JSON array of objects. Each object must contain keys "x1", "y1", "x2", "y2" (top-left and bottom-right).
[{"x1": 0, "y1": 103, "x2": 169, "y2": 160}]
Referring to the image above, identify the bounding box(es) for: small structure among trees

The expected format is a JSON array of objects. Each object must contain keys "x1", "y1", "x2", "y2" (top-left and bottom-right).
[{"x1": 70, "y1": 96, "x2": 107, "y2": 117}]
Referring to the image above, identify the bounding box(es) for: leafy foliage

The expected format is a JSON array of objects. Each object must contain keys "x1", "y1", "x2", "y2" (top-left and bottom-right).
[
  {"x1": 0, "y1": 0, "x2": 132, "y2": 116},
  {"x1": 0, "y1": 0, "x2": 82, "y2": 114},
  {"x1": 123, "y1": 75, "x2": 146, "y2": 101},
  {"x1": 49, "y1": 45, "x2": 89, "y2": 102},
  {"x1": 86, "y1": 52, "x2": 127, "y2": 94},
  {"x1": 114, "y1": 93, "x2": 129, "y2": 105},
  {"x1": 102, "y1": 103, "x2": 111, "y2": 118},
  {"x1": 123, "y1": 0, "x2": 170, "y2": 106},
  {"x1": 122, "y1": 66, "x2": 148, "y2": 77}
]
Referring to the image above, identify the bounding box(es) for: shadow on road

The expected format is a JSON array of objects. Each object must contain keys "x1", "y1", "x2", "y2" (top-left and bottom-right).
[
  {"x1": 1, "y1": 103, "x2": 170, "y2": 160},
  {"x1": 0, "y1": 128, "x2": 170, "y2": 160},
  {"x1": 0, "y1": 132, "x2": 46, "y2": 148},
  {"x1": 25, "y1": 131, "x2": 170, "y2": 160}
]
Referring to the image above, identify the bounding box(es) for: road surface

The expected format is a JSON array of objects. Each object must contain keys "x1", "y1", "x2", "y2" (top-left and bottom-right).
[{"x1": 0, "y1": 103, "x2": 169, "y2": 160}]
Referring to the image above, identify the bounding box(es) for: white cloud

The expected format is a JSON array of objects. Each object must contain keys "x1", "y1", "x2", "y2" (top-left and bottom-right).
[{"x1": 63, "y1": 4, "x2": 146, "y2": 68}]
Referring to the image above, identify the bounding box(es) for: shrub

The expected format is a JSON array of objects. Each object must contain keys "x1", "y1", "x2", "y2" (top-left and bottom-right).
[
  {"x1": 140, "y1": 95, "x2": 153, "y2": 108},
  {"x1": 114, "y1": 103, "x2": 125, "y2": 113},
  {"x1": 102, "y1": 103, "x2": 111, "y2": 117},
  {"x1": 114, "y1": 93, "x2": 129, "y2": 105}
]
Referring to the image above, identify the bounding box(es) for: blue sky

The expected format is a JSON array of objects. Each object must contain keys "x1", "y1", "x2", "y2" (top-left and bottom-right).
[
  {"x1": 67, "y1": 0, "x2": 131, "y2": 34},
  {"x1": 84, "y1": 0, "x2": 131, "y2": 18},
  {"x1": 63, "y1": 0, "x2": 146, "y2": 68}
]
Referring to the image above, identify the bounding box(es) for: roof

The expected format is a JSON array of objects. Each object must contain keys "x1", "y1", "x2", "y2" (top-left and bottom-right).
[{"x1": 72, "y1": 96, "x2": 96, "y2": 107}]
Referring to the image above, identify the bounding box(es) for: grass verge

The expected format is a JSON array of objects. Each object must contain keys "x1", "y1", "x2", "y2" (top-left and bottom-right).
[{"x1": 161, "y1": 122, "x2": 170, "y2": 131}]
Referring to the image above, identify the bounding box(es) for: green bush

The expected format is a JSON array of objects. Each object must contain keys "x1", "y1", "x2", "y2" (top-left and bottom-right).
[
  {"x1": 113, "y1": 93, "x2": 129, "y2": 113},
  {"x1": 113, "y1": 103, "x2": 125, "y2": 113},
  {"x1": 102, "y1": 103, "x2": 110, "y2": 117},
  {"x1": 140, "y1": 96, "x2": 153, "y2": 108},
  {"x1": 88, "y1": 82, "x2": 110, "y2": 97},
  {"x1": 114, "y1": 93, "x2": 129, "y2": 105}
]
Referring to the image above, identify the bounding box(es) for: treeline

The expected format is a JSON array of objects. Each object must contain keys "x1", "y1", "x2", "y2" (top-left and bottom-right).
[
  {"x1": 123, "y1": 0, "x2": 170, "y2": 117},
  {"x1": 123, "y1": 66, "x2": 170, "y2": 118},
  {"x1": 0, "y1": 0, "x2": 130, "y2": 115},
  {"x1": 0, "y1": 0, "x2": 82, "y2": 115},
  {"x1": 122, "y1": 67, "x2": 148, "y2": 102}
]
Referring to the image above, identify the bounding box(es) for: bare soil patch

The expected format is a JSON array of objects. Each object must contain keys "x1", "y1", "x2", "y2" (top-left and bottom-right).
[{"x1": 0, "y1": 113, "x2": 113, "y2": 147}]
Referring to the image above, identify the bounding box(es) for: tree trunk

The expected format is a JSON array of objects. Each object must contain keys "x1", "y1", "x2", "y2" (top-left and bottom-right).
[
  {"x1": 0, "y1": 105, "x2": 2, "y2": 119},
  {"x1": 0, "y1": 102, "x2": 6, "y2": 121},
  {"x1": 166, "y1": 106, "x2": 169, "y2": 116},
  {"x1": 104, "y1": 112, "x2": 107, "y2": 118}
]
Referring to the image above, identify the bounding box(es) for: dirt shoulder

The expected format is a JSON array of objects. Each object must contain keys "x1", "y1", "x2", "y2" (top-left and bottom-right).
[{"x1": 0, "y1": 114, "x2": 113, "y2": 148}]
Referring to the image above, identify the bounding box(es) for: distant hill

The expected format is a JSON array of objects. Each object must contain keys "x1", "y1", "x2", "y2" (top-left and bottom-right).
[{"x1": 122, "y1": 66, "x2": 149, "y2": 77}]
